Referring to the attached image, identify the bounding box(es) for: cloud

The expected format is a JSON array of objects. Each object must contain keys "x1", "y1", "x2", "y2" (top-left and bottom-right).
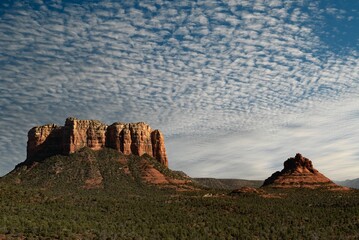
[
  {"x1": 168, "y1": 98, "x2": 359, "y2": 181},
  {"x1": 0, "y1": 0, "x2": 358, "y2": 180}
]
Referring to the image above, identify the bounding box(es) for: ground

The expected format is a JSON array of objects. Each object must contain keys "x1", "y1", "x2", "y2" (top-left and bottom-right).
[{"x1": 1, "y1": 149, "x2": 359, "y2": 239}]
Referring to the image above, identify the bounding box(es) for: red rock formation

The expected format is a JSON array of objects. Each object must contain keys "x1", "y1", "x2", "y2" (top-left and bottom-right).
[
  {"x1": 128, "y1": 122, "x2": 153, "y2": 156},
  {"x1": 26, "y1": 118, "x2": 168, "y2": 167},
  {"x1": 63, "y1": 118, "x2": 107, "y2": 153},
  {"x1": 27, "y1": 124, "x2": 63, "y2": 160},
  {"x1": 106, "y1": 122, "x2": 166, "y2": 164},
  {"x1": 151, "y1": 130, "x2": 168, "y2": 166},
  {"x1": 262, "y1": 153, "x2": 347, "y2": 190},
  {"x1": 230, "y1": 187, "x2": 261, "y2": 194},
  {"x1": 138, "y1": 158, "x2": 191, "y2": 187},
  {"x1": 106, "y1": 122, "x2": 126, "y2": 152}
]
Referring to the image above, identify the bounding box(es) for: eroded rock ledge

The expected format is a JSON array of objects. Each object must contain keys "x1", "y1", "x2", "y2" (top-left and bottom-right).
[{"x1": 26, "y1": 117, "x2": 168, "y2": 167}]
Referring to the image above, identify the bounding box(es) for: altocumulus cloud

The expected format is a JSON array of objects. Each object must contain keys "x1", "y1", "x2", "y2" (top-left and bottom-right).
[{"x1": 0, "y1": 0, "x2": 358, "y2": 180}]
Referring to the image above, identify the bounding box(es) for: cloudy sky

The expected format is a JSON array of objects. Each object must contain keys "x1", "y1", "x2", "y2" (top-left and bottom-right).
[{"x1": 0, "y1": 0, "x2": 358, "y2": 180}]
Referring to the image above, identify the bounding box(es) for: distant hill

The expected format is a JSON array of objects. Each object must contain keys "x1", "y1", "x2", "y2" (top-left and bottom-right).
[
  {"x1": 193, "y1": 178, "x2": 262, "y2": 190},
  {"x1": 336, "y1": 178, "x2": 359, "y2": 189}
]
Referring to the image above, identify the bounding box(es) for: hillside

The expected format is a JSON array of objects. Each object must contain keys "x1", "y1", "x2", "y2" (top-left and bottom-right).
[
  {"x1": 336, "y1": 178, "x2": 359, "y2": 189},
  {"x1": 1, "y1": 153, "x2": 359, "y2": 239},
  {"x1": 4, "y1": 148, "x2": 192, "y2": 192},
  {"x1": 193, "y1": 178, "x2": 262, "y2": 190}
]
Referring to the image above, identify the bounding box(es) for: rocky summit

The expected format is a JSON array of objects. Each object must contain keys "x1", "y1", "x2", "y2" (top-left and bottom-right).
[
  {"x1": 262, "y1": 153, "x2": 348, "y2": 190},
  {"x1": 24, "y1": 117, "x2": 168, "y2": 167}
]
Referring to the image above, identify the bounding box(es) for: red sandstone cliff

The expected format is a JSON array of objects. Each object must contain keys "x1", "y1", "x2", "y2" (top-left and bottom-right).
[{"x1": 26, "y1": 117, "x2": 168, "y2": 167}]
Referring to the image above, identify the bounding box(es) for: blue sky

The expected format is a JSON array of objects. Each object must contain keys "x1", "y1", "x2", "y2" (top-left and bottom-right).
[{"x1": 0, "y1": 0, "x2": 358, "y2": 180}]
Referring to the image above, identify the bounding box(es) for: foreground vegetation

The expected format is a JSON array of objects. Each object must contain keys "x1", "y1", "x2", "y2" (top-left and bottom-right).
[{"x1": 1, "y1": 149, "x2": 359, "y2": 239}]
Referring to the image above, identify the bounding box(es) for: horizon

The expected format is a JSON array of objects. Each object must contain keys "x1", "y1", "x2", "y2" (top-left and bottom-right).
[{"x1": 0, "y1": 0, "x2": 358, "y2": 181}]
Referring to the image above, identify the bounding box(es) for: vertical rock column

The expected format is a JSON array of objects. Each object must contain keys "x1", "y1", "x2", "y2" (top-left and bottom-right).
[
  {"x1": 106, "y1": 122, "x2": 154, "y2": 157},
  {"x1": 129, "y1": 123, "x2": 153, "y2": 157},
  {"x1": 122, "y1": 128, "x2": 132, "y2": 155},
  {"x1": 86, "y1": 123, "x2": 107, "y2": 150},
  {"x1": 151, "y1": 130, "x2": 168, "y2": 167}
]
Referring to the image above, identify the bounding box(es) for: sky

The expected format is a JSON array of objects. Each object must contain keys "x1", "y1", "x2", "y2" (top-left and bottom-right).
[{"x1": 0, "y1": 0, "x2": 358, "y2": 180}]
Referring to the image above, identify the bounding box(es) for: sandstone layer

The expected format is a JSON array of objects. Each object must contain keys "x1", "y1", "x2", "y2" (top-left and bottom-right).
[
  {"x1": 26, "y1": 117, "x2": 168, "y2": 167},
  {"x1": 262, "y1": 153, "x2": 347, "y2": 190}
]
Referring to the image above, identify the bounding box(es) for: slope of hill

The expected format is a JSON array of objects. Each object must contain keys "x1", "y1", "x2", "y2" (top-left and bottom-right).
[
  {"x1": 4, "y1": 147, "x2": 192, "y2": 192},
  {"x1": 336, "y1": 178, "x2": 359, "y2": 189},
  {"x1": 193, "y1": 178, "x2": 262, "y2": 190},
  {"x1": 1, "y1": 149, "x2": 359, "y2": 239}
]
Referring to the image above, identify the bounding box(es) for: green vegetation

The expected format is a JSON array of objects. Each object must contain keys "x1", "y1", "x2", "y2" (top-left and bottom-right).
[
  {"x1": 1, "y1": 149, "x2": 359, "y2": 239},
  {"x1": 193, "y1": 178, "x2": 263, "y2": 190}
]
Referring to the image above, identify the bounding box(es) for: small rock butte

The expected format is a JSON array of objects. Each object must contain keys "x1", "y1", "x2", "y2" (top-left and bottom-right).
[
  {"x1": 26, "y1": 117, "x2": 168, "y2": 167},
  {"x1": 262, "y1": 153, "x2": 348, "y2": 190}
]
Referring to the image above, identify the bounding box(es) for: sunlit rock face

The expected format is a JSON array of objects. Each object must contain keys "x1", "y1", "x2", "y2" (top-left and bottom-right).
[
  {"x1": 63, "y1": 118, "x2": 108, "y2": 153},
  {"x1": 106, "y1": 122, "x2": 167, "y2": 165},
  {"x1": 262, "y1": 153, "x2": 348, "y2": 190},
  {"x1": 151, "y1": 129, "x2": 168, "y2": 167},
  {"x1": 26, "y1": 117, "x2": 168, "y2": 167}
]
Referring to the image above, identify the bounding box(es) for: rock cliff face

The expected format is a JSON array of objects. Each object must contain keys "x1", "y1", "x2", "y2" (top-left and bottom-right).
[
  {"x1": 26, "y1": 117, "x2": 168, "y2": 167},
  {"x1": 27, "y1": 124, "x2": 63, "y2": 160},
  {"x1": 151, "y1": 130, "x2": 168, "y2": 167},
  {"x1": 64, "y1": 118, "x2": 108, "y2": 153},
  {"x1": 262, "y1": 153, "x2": 347, "y2": 190}
]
